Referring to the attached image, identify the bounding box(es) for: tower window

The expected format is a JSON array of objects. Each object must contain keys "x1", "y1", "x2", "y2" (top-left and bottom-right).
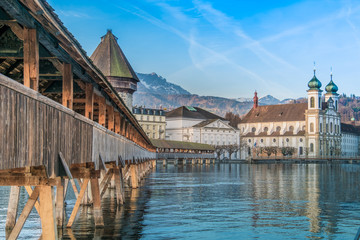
[
  {"x1": 310, "y1": 97, "x2": 315, "y2": 108},
  {"x1": 319, "y1": 97, "x2": 321, "y2": 108}
]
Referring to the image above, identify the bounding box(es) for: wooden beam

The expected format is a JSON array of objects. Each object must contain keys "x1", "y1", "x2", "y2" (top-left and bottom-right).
[
  {"x1": 24, "y1": 186, "x2": 40, "y2": 214},
  {"x1": 114, "y1": 112, "x2": 121, "y2": 135},
  {"x1": 98, "y1": 96, "x2": 106, "y2": 127},
  {"x1": 62, "y1": 63, "x2": 73, "y2": 109},
  {"x1": 39, "y1": 186, "x2": 58, "y2": 240},
  {"x1": 5, "y1": 186, "x2": 20, "y2": 235},
  {"x1": 130, "y1": 165, "x2": 138, "y2": 189},
  {"x1": 114, "y1": 167, "x2": 124, "y2": 205},
  {"x1": 90, "y1": 178, "x2": 104, "y2": 227},
  {"x1": 23, "y1": 28, "x2": 39, "y2": 91},
  {"x1": 85, "y1": 83, "x2": 94, "y2": 120},
  {"x1": 56, "y1": 178, "x2": 65, "y2": 227},
  {"x1": 67, "y1": 178, "x2": 89, "y2": 228},
  {"x1": 107, "y1": 105, "x2": 114, "y2": 132},
  {"x1": 7, "y1": 187, "x2": 40, "y2": 240}
]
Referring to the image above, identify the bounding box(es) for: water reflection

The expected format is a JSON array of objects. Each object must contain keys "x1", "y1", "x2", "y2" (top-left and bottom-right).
[{"x1": 0, "y1": 164, "x2": 359, "y2": 239}]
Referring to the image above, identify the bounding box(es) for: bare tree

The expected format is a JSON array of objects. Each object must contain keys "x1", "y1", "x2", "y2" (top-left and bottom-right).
[
  {"x1": 223, "y1": 144, "x2": 239, "y2": 160},
  {"x1": 213, "y1": 145, "x2": 225, "y2": 160}
]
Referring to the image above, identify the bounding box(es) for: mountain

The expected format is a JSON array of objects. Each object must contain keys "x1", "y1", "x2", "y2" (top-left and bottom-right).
[
  {"x1": 259, "y1": 95, "x2": 280, "y2": 105},
  {"x1": 136, "y1": 72, "x2": 191, "y2": 95}
]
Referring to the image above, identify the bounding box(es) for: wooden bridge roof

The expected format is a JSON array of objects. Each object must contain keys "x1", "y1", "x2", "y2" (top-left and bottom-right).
[
  {"x1": 0, "y1": 0, "x2": 153, "y2": 148},
  {"x1": 151, "y1": 139, "x2": 215, "y2": 151}
]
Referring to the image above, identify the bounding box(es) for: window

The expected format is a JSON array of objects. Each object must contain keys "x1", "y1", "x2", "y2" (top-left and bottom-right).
[
  {"x1": 300, "y1": 138, "x2": 303, "y2": 142},
  {"x1": 252, "y1": 127, "x2": 256, "y2": 132},
  {"x1": 320, "y1": 123, "x2": 322, "y2": 132},
  {"x1": 330, "y1": 122, "x2": 333, "y2": 133},
  {"x1": 276, "y1": 126, "x2": 281, "y2": 132},
  {"x1": 264, "y1": 127, "x2": 268, "y2": 132},
  {"x1": 310, "y1": 97, "x2": 315, "y2": 108},
  {"x1": 273, "y1": 138, "x2": 276, "y2": 143},
  {"x1": 289, "y1": 126, "x2": 294, "y2": 132},
  {"x1": 310, "y1": 143, "x2": 314, "y2": 152},
  {"x1": 310, "y1": 123, "x2": 314, "y2": 132},
  {"x1": 153, "y1": 125, "x2": 155, "y2": 130},
  {"x1": 319, "y1": 97, "x2": 321, "y2": 108},
  {"x1": 248, "y1": 139, "x2": 251, "y2": 143},
  {"x1": 326, "y1": 124, "x2": 328, "y2": 132},
  {"x1": 286, "y1": 138, "x2": 289, "y2": 142},
  {"x1": 261, "y1": 139, "x2": 264, "y2": 143},
  {"x1": 299, "y1": 147, "x2": 303, "y2": 155}
]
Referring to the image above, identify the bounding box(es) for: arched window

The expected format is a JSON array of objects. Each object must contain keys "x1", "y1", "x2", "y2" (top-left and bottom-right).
[
  {"x1": 310, "y1": 123, "x2": 314, "y2": 132},
  {"x1": 330, "y1": 122, "x2": 333, "y2": 133},
  {"x1": 276, "y1": 126, "x2": 281, "y2": 132},
  {"x1": 252, "y1": 127, "x2": 256, "y2": 132},
  {"x1": 310, "y1": 97, "x2": 315, "y2": 108},
  {"x1": 289, "y1": 126, "x2": 294, "y2": 132},
  {"x1": 310, "y1": 143, "x2": 314, "y2": 152},
  {"x1": 264, "y1": 127, "x2": 268, "y2": 132},
  {"x1": 335, "y1": 100, "x2": 338, "y2": 110},
  {"x1": 319, "y1": 97, "x2": 321, "y2": 108}
]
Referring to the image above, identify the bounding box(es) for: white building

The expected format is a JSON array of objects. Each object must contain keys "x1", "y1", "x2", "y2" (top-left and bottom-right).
[
  {"x1": 166, "y1": 106, "x2": 240, "y2": 159},
  {"x1": 341, "y1": 123, "x2": 360, "y2": 157}
]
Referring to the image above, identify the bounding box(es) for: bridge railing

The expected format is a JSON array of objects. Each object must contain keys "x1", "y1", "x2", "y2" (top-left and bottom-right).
[
  {"x1": 0, "y1": 73, "x2": 155, "y2": 176},
  {"x1": 156, "y1": 152, "x2": 215, "y2": 159}
]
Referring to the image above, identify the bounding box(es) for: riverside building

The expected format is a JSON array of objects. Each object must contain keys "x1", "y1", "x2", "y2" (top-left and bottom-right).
[
  {"x1": 165, "y1": 106, "x2": 240, "y2": 159},
  {"x1": 133, "y1": 107, "x2": 166, "y2": 139},
  {"x1": 239, "y1": 69, "x2": 359, "y2": 159}
]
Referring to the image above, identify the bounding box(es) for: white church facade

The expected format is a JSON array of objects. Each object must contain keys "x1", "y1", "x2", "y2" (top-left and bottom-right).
[{"x1": 239, "y1": 70, "x2": 359, "y2": 159}]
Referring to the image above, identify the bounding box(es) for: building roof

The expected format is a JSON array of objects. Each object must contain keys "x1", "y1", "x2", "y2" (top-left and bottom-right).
[
  {"x1": 192, "y1": 119, "x2": 218, "y2": 128},
  {"x1": 240, "y1": 103, "x2": 307, "y2": 123},
  {"x1": 166, "y1": 106, "x2": 225, "y2": 120},
  {"x1": 90, "y1": 30, "x2": 139, "y2": 82},
  {"x1": 341, "y1": 123, "x2": 360, "y2": 135},
  {"x1": 150, "y1": 139, "x2": 214, "y2": 151},
  {"x1": 244, "y1": 130, "x2": 305, "y2": 137}
]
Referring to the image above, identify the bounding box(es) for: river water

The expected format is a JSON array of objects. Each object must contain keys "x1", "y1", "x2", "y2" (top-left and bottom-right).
[{"x1": 1, "y1": 163, "x2": 360, "y2": 239}]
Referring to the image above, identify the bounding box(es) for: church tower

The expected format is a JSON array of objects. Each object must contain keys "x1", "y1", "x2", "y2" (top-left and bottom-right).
[
  {"x1": 324, "y1": 71, "x2": 339, "y2": 110},
  {"x1": 305, "y1": 68, "x2": 322, "y2": 157},
  {"x1": 91, "y1": 30, "x2": 139, "y2": 109}
]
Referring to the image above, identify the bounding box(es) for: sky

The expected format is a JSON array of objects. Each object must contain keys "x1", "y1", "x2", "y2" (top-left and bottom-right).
[{"x1": 48, "y1": 0, "x2": 360, "y2": 100}]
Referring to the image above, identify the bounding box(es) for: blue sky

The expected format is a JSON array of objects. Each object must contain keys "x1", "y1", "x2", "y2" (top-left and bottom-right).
[{"x1": 49, "y1": 0, "x2": 360, "y2": 100}]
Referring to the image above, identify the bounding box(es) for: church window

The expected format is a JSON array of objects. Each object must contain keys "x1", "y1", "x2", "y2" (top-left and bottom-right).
[
  {"x1": 299, "y1": 147, "x2": 303, "y2": 155},
  {"x1": 326, "y1": 124, "x2": 328, "y2": 132},
  {"x1": 289, "y1": 126, "x2": 294, "y2": 132},
  {"x1": 319, "y1": 97, "x2": 321, "y2": 108},
  {"x1": 261, "y1": 139, "x2": 264, "y2": 143},
  {"x1": 330, "y1": 122, "x2": 333, "y2": 133},
  {"x1": 300, "y1": 138, "x2": 303, "y2": 142},
  {"x1": 276, "y1": 126, "x2": 281, "y2": 132},
  {"x1": 248, "y1": 139, "x2": 251, "y2": 143},
  {"x1": 310, "y1": 143, "x2": 314, "y2": 152},
  {"x1": 310, "y1": 97, "x2": 315, "y2": 108},
  {"x1": 286, "y1": 138, "x2": 289, "y2": 142},
  {"x1": 320, "y1": 123, "x2": 322, "y2": 132},
  {"x1": 273, "y1": 138, "x2": 276, "y2": 143},
  {"x1": 310, "y1": 123, "x2": 314, "y2": 132},
  {"x1": 264, "y1": 127, "x2": 268, "y2": 132},
  {"x1": 252, "y1": 127, "x2": 256, "y2": 132}
]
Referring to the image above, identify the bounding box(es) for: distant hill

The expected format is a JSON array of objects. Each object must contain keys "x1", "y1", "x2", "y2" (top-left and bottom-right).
[{"x1": 133, "y1": 72, "x2": 360, "y2": 122}]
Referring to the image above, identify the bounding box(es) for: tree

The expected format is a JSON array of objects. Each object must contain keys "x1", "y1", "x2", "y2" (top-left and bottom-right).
[
  {"x1": 281, "y1": 147, "x2": 295, "y2": 157},
  {"x1": 224, "y1": 112, "x2": 242, "y2": 128},
  {"x1": 213, "y1": 145, "x2": 225, "y2": 160},
  {"x1": 223, "y1": 144, "x2": 239, "y2": 160}
]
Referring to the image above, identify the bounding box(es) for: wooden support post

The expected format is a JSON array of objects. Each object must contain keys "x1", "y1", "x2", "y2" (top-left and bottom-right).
[
  {"x1": 56, "y1": 178, "x2": 65, "y2": 227},
  {"x1": 5, "y1": 186, "x2": 20, "y2": 235},
  {"x1": 91, "y1": 178, "x2": 104, "y2": 227},
  {"x1": 67, "y1": 178, "x2": 89, "y2": 228},
  {"x1": 23, "y1": 28, "x2": 39, "y2": 91},
  {"x1": 85, "y1": 83, "x2": 94, "y2": 120},
  {"x1": 39, "y1": 186, "x2": 58, "y2": 240},
  {"x1": 107, "y1": 105, "x2": 114, "y2": 132},
  {"x1": 130, "y1": 164, "x2": 138, "y2": 189},
  {"x1": 24, "y1": 186, "x2": 40, "y2": 214},
  {"x1": 98, "y1": 97, "x2": 106, "y2": 127},
  {"x1": 114, "y1": 167, "x2": 124, "y2": 205},
  {"x1": 120, "y1": 118, "x2": 126, "y2": 136},
  {"x1": 62, "y1": 63, "x2": 73, "y2": 109},
  {"x1": 7, "y1": 187, "x2": 40, "y2": 240},
  {"x1": 115, "y1": 112, "x2": 121, "y2": 135}
]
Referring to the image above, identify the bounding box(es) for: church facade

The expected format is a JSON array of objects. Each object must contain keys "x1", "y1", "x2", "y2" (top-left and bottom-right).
[{"x1": 238, "y1": 70, "x2": 354, "y2": 159}]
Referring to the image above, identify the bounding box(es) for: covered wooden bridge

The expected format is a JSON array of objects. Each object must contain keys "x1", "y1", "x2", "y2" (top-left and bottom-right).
[
  {"x1": 151, "y1": 139, "x2": 215, "y2": 165},
  {"x1": 0, "y1": 0, "x2": 157, "y2": 239}
]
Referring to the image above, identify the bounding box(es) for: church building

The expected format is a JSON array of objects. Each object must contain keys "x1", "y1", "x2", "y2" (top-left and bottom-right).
[{"x1": 239, "y1": 69, "x2": 346, "y2": 159}]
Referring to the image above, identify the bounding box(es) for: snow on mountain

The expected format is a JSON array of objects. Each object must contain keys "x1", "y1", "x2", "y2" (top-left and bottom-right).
[{"x1": 136, "y1": 72, "x2": 191, "y2": 95}]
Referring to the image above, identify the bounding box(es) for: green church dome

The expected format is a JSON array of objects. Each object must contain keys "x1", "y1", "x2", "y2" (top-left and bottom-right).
[
  {"x1": 325, "y1": 76, "x2": 338, "y2": 93},
  {"x1": 308, "y1": 71, "x2": 322, "y2": 90}
]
